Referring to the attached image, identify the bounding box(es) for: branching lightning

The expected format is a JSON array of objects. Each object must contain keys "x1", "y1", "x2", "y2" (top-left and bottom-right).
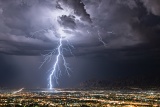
[
  {"x1": 49, "y1": 36, "x2": 62, "y2": 89},
  {"x1": 29, "y1": 2, "x2": 77, "y2": 89},
  {"x1": 31, "y1": 1, "x2": 110, "y2": 90},
  {"x1": 49, "y1": 32, "x2": 76, "y2": 89},
  {"x1": 39, "y1": 34, "x2": 73, "y2": 89}
]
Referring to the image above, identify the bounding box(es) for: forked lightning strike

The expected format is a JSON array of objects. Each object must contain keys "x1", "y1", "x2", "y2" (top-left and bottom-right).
[
  {"x1": 49, "y1": 35, "x2": 62, "y2": 89},
  {"x1": 48, "y1": 33, "x2": 74, "y2": 89},
  {"x1": 31, "y1": 1, "x2": 108, "y2": 89}
]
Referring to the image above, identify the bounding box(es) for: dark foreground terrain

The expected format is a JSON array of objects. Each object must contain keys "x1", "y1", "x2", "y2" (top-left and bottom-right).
[{"x1": 0, "y1": 88, "x2": 159, "y2": 107}]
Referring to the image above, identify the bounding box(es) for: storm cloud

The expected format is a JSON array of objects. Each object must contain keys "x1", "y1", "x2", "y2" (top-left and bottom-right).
[
  {"x1": 0, "y1": 0, "x2": 160, "y2": 88},
  {"x1": 0, "y1": 0, "x2": 159, "y2": 58}
]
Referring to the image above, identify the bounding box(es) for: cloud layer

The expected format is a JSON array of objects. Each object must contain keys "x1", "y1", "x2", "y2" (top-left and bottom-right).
[{"x1": 0, "y1": 0, "x2": 160, "y2": 57}]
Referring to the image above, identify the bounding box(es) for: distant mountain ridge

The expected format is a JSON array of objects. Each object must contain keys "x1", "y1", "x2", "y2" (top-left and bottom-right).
[{"x1": 79, "y1": 76, "x2": 160, "y2": 89}]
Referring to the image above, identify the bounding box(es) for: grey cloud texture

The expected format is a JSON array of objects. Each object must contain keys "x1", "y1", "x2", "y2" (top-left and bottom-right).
[
  {"x1": 141, "y1": 0, "x2": 160, "y2": 16},
  {"x1": 0, "y1": 0, "x2": 159, "y2": 56},
  {"x1": 58, "y1": 0, "x2": 92, "y2": 22}
]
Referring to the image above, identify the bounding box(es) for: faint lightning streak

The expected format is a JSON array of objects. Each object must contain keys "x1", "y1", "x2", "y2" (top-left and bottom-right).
[
  {"x1": 66, "y1": 40, "x2": 75, "y2": 57},
  {"x1": 62, "y1": 54, "x2": 71, "y2": 77},
  {"x1": 39, "y1": 50, "x2": 56, "y2": 69},
  {"x1": 93, "y1": 26, "x2": 108, "y2": 47},
  {"x1": 98, "y1": 30, "x2": 107, "y2": 47},
  {"x1": 12, "y1": 88, "x2": 24, "y2": 94}
]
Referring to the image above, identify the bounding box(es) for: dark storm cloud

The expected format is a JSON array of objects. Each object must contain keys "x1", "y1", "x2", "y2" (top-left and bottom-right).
[
  {"x1": 58, "y1": 0, "x2": 92, "y2": 23},
  {"x1": 59, "y1": 15, "x2": 76, "y2": 29},
  {"x1": 0, "y1": 0, "x2": 92, "y2": 55},
  {"x1": 0, "y1": 0, "x2": 160, "y2": 58}
]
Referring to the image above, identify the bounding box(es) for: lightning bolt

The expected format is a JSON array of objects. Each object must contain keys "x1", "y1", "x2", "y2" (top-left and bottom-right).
[
  {"x1": 48, "y1": 36, "x2": 74, "y2": 89},
  {"x1": 31, "y1": 1, "x2": 112, "y2": 89},
  {"x1": 39, "y1": 35, "x2": 72, "y2": 89},
  {"x1": 49, "y1": 35, "x2": 62, "y2": 89}
]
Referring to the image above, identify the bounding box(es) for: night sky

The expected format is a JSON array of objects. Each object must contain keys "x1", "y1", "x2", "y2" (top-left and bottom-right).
[{"x1": 0, "y1": 0, "x2": 160, "y2": 88}]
